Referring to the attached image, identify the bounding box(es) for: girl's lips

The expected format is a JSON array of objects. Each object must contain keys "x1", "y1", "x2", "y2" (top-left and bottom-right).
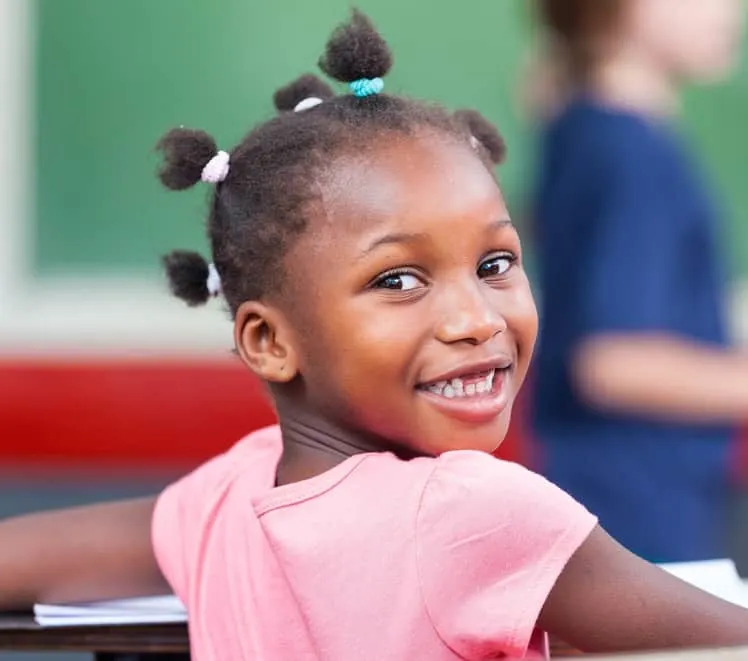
[
  {"x1": 416, "y1": 367, "x2": 511, "y2": 425},
  {"x1": 416, "y1": 355, "x2": 513, "y2": 388}
]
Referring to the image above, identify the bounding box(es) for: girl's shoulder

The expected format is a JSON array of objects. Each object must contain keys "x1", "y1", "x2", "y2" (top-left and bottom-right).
[
  {"x1": 419, "y1": 450, "x2": 597, "y2": 577},
  {"x1": 415, "y1": 450, "x2": 598, "y2": 658},
  {"x1": 424, "y1": 449, "x2": 593, "y2": 520}
]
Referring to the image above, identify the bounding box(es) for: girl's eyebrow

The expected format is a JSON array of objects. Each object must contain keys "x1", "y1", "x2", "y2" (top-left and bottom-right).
[
  {"x1": 358, "y1": 231, "x2": 430, "y2": 259},
  {"x1": 359, "y1": 219, "x2": 513, "y2": 260}
]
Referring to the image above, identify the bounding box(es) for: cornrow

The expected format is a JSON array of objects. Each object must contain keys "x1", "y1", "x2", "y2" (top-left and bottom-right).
[{"x1": 159, "y1": 9, "x2": 507, "y2": 314}]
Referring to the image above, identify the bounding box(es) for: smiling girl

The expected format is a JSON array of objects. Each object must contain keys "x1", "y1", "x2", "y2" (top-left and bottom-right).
[{"x1": 1, "y1": 10, "x2": 748, "y2": 660}]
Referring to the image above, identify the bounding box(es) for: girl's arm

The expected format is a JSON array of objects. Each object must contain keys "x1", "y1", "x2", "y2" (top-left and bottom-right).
[
  {"x1": 572, "y1": 336, "x2": 748, "y2": 424},
  {"x1": 539, "y1": 525, "x2": 748, "y2": 652},
  {"x1": 0, "y1": 497, "x2": 168, "y2": 610}
]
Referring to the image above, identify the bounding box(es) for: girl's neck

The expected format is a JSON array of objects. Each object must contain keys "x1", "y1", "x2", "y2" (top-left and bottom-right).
[
  {"x1": 588, "y1": 47, "x2": 679, "y2": 117},
  {"x1": 273, "y1": 396, "x2": 420, "y2": 486}
]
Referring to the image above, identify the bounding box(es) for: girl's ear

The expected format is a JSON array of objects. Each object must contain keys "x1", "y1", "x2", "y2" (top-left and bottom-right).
[{"x1": 234, "y1": 301, "x2": 300, "y2": 383}]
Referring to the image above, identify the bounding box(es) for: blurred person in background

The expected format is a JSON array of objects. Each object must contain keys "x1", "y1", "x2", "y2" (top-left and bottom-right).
[{"x1": 527, "y1": 0, "x2": 748, "y2": 563}]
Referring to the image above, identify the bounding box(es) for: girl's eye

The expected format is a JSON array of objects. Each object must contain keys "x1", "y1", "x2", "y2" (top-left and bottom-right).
[
  {"x1": 478, "y1": 254, "x2": 516, "y2": 279},
  {"x1": 373, "y1": 272, "x2": 424, "y2": 291}
]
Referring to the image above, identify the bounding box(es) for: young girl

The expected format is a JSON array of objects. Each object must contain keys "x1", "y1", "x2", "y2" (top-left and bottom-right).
[
  {"x1": 2, "y1": 11, "x2": 748, "y2": 660},
  {"x1": 529, "y1": 0, "x2": 748, "y2": 563}
]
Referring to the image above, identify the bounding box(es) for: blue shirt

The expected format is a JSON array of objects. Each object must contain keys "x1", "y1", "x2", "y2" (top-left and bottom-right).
[{"x1": 531, "y1": 96, "x2": 734, "y2": 562}]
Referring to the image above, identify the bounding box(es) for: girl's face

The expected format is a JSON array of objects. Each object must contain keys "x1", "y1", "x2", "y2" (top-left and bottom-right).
[
  {"x1": 626, "y1": 0, "x2": 744, "y2": 82},
  {"x1": 276, "y1": 133, "x2": 538, "y2": 457}
]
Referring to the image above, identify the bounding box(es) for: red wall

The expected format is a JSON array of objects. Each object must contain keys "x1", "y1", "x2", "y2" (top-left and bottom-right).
[{"x1": 0, "y1": 359, "x2": 531, "y2": 471}]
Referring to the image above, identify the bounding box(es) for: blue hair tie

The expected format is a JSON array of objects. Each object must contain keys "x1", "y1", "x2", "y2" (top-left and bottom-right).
[{"x1": 349, "y1": 77, "x2": 384, "y2": 98}]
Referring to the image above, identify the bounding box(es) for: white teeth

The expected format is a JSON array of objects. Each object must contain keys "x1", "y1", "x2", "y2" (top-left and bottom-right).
[{"x1": 424, "y1": 368, "x2": 497, "y2": 400}]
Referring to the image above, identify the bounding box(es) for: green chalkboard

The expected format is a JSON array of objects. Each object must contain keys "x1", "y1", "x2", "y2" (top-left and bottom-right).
[
  {"x1": 33, "y1": 1, "x2": 748, "y2": 277},
  {"x1": 684, "y1": 67, "x2": 748, "y2": 279},
  {"x1": 34, "y1": 0, "x2": 531, "y2": 275}
]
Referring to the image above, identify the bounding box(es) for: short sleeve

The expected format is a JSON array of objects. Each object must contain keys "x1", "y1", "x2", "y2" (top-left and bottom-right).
[
  {"x1": 151, "y1": 426, "x2": 280, "y2": 602},
  {"x1": 416, "y1": 451, "x2": 597, "y2": 659},
  {"x1": 580, "y1": 128, "x2": 683, "y2": 336},
  {"x1": 151, "y1": 453, "x2": 236, "y2": 602}
]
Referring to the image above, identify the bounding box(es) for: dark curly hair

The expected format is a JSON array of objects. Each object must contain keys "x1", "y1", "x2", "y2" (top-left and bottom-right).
[{"x1": 159, "y1": 10, "x2": 506, "y2": 313}]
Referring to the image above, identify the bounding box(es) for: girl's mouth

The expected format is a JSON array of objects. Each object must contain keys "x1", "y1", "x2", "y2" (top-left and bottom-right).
[
  {"x1": 416, "y1": 365, "x2": 513, "y2": 425},
  {"x1": 419, "y1": 368, "x2": 497, "y2": 399}
]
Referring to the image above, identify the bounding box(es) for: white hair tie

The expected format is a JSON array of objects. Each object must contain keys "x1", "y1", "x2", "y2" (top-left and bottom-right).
[
  {"x1": 201, "y1": 150, "x2": 230, "y2": 184},
  {"x1": 206, "y1": 262, "x2": 222, "y2": 297},
  {"x1": 294, "y1": 97, "x2": 324, "y2": 113}
]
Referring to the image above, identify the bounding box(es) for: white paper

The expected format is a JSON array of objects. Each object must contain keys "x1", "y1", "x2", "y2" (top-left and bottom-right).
[
  {"x1": 659, "y1": 558, "x2": 748, "y2": 608},
  {"x1": 34, "y1": 612, "x2": 188, "y2": 626},
  {"x1": 34, "y1": 594, "x2": 186, "y2": 627},
  {"x1": 34, "y1": 559, "x2": 748, "y2": 627}
]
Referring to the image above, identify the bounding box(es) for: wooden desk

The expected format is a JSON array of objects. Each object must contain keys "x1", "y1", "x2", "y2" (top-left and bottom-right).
[
  {"x1": 0, "y1": 616, "x2": 588, "y2": 659},
  {"x1": 2, "y1": 614, "x2": 746, "y2": 660},
  {"x1": 0, "y1": 615, "x2": 577, "y2": 659},
  {"x1": 585, "y1": 648, "x2": 748, "y2": 660},
  {"x1": 0, "y1": 613, "x2": 189, "y2": 660}
]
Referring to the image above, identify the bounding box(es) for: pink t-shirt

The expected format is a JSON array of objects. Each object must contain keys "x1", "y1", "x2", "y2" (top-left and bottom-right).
[{"x1": 152, "y1": 425, "x2": 596, "y2": 661}]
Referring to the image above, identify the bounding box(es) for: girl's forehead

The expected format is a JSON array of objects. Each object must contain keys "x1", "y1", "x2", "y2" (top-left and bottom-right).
[{"x1": 318, "y1": 135, "x2": 505, "y2": 237}]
